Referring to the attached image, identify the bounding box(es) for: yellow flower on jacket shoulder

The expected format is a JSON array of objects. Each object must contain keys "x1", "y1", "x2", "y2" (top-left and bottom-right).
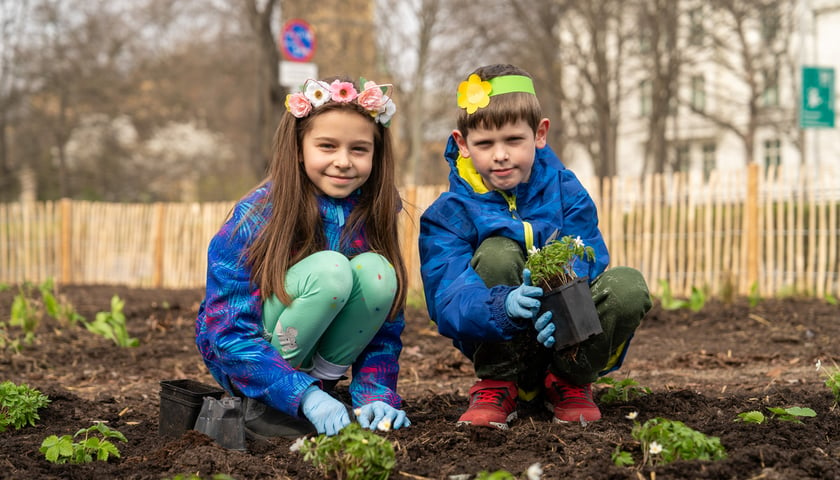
[{"x1": 457, "y1": 74, "x2": 492, "y2": 114}]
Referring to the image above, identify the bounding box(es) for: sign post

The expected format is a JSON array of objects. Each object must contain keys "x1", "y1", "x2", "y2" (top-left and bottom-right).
[
  {"x1": 278, "y1": 19, "x2": 318, "y2": 90},
  {"x1": 800, "y1": 66, "x2": 835, "y2": 128}
]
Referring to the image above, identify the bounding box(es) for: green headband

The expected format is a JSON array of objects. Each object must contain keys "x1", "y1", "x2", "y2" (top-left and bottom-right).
[{"x1": 457, "y1": 74, "x2": 536, "y2": 114}]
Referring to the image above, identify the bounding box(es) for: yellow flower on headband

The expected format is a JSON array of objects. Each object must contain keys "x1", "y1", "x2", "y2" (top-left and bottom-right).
[{"x1": 457, "y1": 74, "x2": 491, "y2": 114}]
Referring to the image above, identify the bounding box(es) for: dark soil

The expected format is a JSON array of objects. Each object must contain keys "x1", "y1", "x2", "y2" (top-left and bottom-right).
[{"x1": 1, "y1": 285, "x2": 839, "y2": 479}]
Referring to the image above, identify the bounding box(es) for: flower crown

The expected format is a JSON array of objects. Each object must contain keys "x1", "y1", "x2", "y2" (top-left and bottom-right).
[
  {"x1": 456, "y1": 74, "x2": 536, "y2": 114},
  {"x1": 285, "y1": 78, "x2": 396, "y2": 127}
]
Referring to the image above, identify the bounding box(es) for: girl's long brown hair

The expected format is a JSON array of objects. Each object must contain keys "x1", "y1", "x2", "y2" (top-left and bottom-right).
[{"x1": 246, "y1": 80, "x2": 407, "y2": 320}]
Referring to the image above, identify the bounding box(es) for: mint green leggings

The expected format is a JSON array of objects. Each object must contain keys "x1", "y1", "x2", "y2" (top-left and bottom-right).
[{"x1": 262, "y1": 251, "x2": 397, "y2": 371}]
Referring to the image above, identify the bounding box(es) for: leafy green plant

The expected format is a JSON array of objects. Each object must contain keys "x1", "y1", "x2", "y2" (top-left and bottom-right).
[
  {"x1": 10, "y1": 282, "x2": 43, "y2": 345},
  {"x1": 525, "y1": 235, "x2": 595, "y2": 291},
  {"x1": 735, "y1": 406, "x2": 816, "y2": 424},
  {"x1": 83, "y1": 295, "x2": 139, "y2": 347},
  {"x1": 631, "y1": 417, "x2": 726, "y2": 466},
  {"x1": 474, "y1": 470, "x2": 516, "y2": 480},
  {"x1": 657, "y1": 280, "x2": 706, "y2": 312},
  {"x1": 40, "y1": 422, "x2": 127, "y2": 464},
  {"x1": 295, "y1": 423, "x2": 395, "y2": 480},
  {"x1": 596, "y1": 376, "x2": 651, "y2": 404},
  {"x1": 611, "y1": 445, "x2": 634, "y2": 467},
  {"x1": 817, "y1": 359, "x2": 840, "y2": 408},
  {"x1": 5, "y1": 279, "x2": 85, "y2": 351},
  {"x1": 38, "y1": 278, "x2": 85, "y2": 327},
  {"x1": 657, "y1": 280, "x2": 685, "y2": 310},
  {"x1": 472, "y1": 463, "x2": 542, "y2": 480},
  {"x1": 747, "y1": 282, "x2": 761, "y2": 307},
  {"x1": 164, "y1": 474, "x2": 236, "y2": 480},
  {"x1": 0, "y1": 381, "x2": 50, "y2": 432}
]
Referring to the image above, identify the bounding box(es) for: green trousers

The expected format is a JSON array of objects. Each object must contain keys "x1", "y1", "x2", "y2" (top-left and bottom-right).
[
  {"x1": 470, "y1": 236, "x2": 652, "y2": 388},
  {"x1": 262, "y1": 251, "x2": 397, "y2": 376}
]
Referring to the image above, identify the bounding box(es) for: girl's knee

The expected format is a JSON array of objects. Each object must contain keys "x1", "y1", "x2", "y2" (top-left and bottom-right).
[
  {"x1": 305, "y1": 251, "x2": 354, "y2": 297},
  {"x1": 350, "y1": 252, "x2": 397, "y2": 303}
]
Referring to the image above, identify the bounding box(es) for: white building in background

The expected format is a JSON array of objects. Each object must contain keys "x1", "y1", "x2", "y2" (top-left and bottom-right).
[{"x1": 586, "y1": 0, "x2": 840, "y2": 180}]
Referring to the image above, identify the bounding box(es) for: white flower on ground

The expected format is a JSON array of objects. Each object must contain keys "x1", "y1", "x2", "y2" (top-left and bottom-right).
[
  {"x1": 649, "y1": 441, "x2": 663, "y2": 455},
  {"x1": 526, "y1": 462, "x2": 543, "y2": 480},
  {"x1": 816, "y1": 359, "x2": 822, "y2": 371},
  {"x1": 289, "y1": 437, "x2": 306, "y2": 453},
  {"x1": 377, "y1": 419, "x2": 392, "y2": 432},
  {"x1": 625, "y1": 411, "x2": 638, "y2": 420}
]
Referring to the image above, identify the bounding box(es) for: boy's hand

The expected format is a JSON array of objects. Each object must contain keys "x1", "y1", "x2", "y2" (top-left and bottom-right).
[
  {"x1": 505, "y1": 269, "x2": 543, "y2": 322},
  {"x1": 534, "y1": 311, "x2": 556, "y2": 348}
]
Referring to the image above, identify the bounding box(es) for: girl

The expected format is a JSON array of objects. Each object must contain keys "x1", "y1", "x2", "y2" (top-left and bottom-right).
[{"x1": 196, "y1": 76, "x2": 410, "y2": 438}]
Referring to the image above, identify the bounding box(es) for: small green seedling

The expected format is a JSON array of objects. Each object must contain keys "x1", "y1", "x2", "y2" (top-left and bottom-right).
[
  {"x1": 295, "y1": 423, "x2": 395, "y2": 480},
  {"x1": 817, "y1": 359, "x2": 840, "y2": 408},
  {"x1": 164, "y1": 475, "x2": 237, "y2": 480},
  {"x1": 631, "y1": 417, "x2": 726, "y2": 466},
  {"x1": 611, "y1": 446, "x2": 635, "y2": 467},
  {"x1": 40, "y1": 422, "x2": 127, "y2": 464},
  {"x1": 83, "y1": 295, "x2": 139, "y2": 347},
  {"x1": 10, "y1": 282, "x2": 42, "y2": 345},
  {"x1": 474, "y1": 470, "x2": 516, "y2": 480},
  {"x1": 0, "y1": 381, "x2": 51, "y2": 432},
  {"x1": 596, "y1": 376, "x2": 651, "y2": 404},
  {"x1": 657, "y1": 280, "x2": 707, "y2": 312},
  {"x1": 735, "y1": 406, "x2": 816, "y2": 424}
]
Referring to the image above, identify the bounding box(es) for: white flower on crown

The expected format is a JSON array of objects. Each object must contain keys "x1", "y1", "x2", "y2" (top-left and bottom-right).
[{"x1": 304, "y1": 80, "x2": 332, "y2": 107}]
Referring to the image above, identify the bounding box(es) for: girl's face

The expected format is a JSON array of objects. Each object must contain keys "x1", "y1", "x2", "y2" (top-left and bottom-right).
[{"x1": 302, "y1": 109, "x2": 376, "y2": 198}]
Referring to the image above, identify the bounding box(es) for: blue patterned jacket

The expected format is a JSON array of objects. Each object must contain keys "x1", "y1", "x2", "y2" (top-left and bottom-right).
[
  {"x1": 419, "y1": 135, "x2": 608, "y2": 356},
  {"x1": 195, "y1": 184, "x2": 404, "y2": 417}
]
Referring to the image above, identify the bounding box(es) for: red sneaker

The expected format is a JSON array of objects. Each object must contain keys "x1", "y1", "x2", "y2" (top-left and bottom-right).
[
  {"x1": 544, "y1": 372, "x2": 601, "y2": 423},
  {"x1": 457, "y1": 379, "x2": 518, "y2": 429}
]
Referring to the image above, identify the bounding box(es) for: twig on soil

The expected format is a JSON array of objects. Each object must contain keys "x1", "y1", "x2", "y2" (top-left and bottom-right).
[
  {"x1": 397, "y1": 471, "x2": 434, "y2": 480},
  {"x1": 749, "y1": 313, "x2": 771, "y2": 326}
]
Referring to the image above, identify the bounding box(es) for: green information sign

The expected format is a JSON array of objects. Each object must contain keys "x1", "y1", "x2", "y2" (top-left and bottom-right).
[{"x1": 800, "y1": 67, "x2": 835, "y2": 128}]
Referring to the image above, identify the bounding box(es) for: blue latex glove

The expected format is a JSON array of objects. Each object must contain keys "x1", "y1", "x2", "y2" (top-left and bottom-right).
[
  {"x1": 301, "y1": 385, "x2": 351, "y2": 436},
  {"x1": 534, "y1": 311, "x2": 556, "y2": 348},
  {"x1": 356, "y1": 401, "x2": 411, "y2": 431},
  {"x1": 505, "y1": 269, "x2": 543, "y2": 322}
]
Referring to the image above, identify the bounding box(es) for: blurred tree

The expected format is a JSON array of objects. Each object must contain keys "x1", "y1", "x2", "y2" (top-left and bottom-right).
[
  {"x1": 561, "y1": 0, "x2": 630, "y2": 179},
  {"x1": 637, "y1": 0, "x2": 683, "y2": 174},
  {"x1": 691, "y1": 0, "x2": 796, "y2": 165},
  {"x1": 0, "y1": 0, "x2": 29, "y2": 199}
]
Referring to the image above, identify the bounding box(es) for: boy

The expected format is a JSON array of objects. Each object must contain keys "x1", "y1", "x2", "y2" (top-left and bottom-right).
[{"x1": 419, "y1": 64, "x2": 651, "y2": 429}]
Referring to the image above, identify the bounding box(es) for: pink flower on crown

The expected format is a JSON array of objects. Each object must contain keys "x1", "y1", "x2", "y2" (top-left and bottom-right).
[
  {"x1": 329, "y1": 80, "x2": 358, "y2": 103},
  {"x1": 357, "y1": 81, "x2": 385, "y2": 111},
  {"x1": 285, "y1": 92, "x2": 312, "y2": 118}
]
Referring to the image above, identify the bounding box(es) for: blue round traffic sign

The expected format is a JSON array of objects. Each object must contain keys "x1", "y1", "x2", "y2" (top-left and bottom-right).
[{"x1": 280, "y1": 19, "x2": 316, "y2": 62}]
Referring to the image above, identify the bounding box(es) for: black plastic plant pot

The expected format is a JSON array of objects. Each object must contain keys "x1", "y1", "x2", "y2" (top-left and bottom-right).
[
  {"x1": 538, "y1": 276, "x2": 602, "y2": 350},
  {"x1": 159, "y1": 379, "x2": 225, "y2": 437},
  {"x1": 194, "y1": 396, "x2": 247, "y2": 451}
]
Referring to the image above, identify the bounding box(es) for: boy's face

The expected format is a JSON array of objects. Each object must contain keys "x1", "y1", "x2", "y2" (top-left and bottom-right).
[{"x1": 452, "y1": 118, "x2": 549, "y2": 192}]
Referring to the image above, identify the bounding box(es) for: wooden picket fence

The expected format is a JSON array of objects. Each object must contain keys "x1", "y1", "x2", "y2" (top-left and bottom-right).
[{"x1": 1, "y1": 164, "x2": 838, "y2": 300}]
